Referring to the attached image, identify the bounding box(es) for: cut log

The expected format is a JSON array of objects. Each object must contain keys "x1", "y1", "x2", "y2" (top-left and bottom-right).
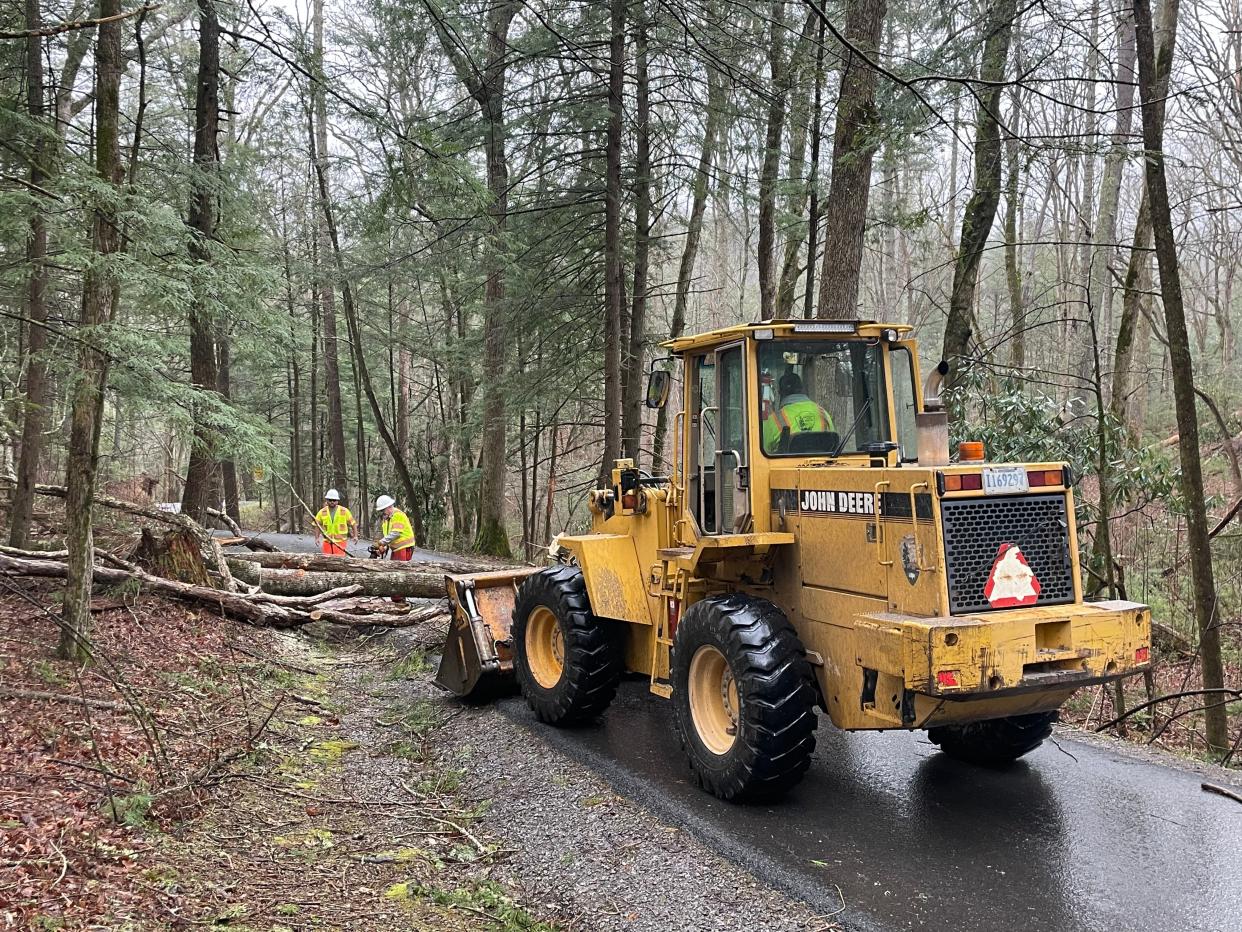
[
  {"x1": 258, "y1": 567, "x2": 446, "y2": 599},
  {"x1": 226, "y1": 557, "x2": 262, "y2": 586},
  {"x1": 229, "y1": 551, "x2": 504, "y2": 577}
]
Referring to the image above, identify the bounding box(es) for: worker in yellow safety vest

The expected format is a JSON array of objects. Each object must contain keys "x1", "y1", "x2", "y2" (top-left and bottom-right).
[
  {"x1": 314, "y1": 489, "x2": 358, "y2": 556},
  {"x1": 762, "y1": 372, "x2": 834, "y2": 452},
  {"x1": 374, "y1": 495, "x2": 416, "y2": 562}
]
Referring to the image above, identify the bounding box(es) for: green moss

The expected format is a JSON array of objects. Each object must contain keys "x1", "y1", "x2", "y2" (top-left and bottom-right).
[
  {"x1": 307, "y1": 738, "x2": 359, "y2": 764},
  {"x1": 106, "y1": 792, "x2": 153, "y2": 829},
  {"x1": 296, "y1": 714, "x2": 323, "y2": 728},
  {"x1": 474, "y1": 518, "x2": 512, "y2": 558}
]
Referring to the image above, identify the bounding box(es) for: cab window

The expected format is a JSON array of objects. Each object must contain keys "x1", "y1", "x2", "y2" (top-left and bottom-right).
[
  {"x1": 890, "y1": 346, "x2": 918, "y2": 462},
  {"x1": 758, "y1": 339, "x2": 889, "y2": 456}
]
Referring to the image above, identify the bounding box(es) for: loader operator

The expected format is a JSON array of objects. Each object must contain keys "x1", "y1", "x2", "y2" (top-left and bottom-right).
[
  {"x1": 314, "y1": 489, "x2": 357, "y2": 556},
  {"x1": 762, "y1": 371, "x2": 834, "y2": 453}
]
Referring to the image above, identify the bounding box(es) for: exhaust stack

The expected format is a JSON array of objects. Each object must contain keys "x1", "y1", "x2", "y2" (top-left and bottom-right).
[{"x1": 916, "y1": 360, "x2": 951, "y2": 467}]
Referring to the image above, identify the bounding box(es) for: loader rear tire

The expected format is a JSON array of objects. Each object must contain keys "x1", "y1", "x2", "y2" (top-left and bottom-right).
[
  {"x1": 512, "y1": 566, "x2": 623, "y2": 726},
  {"x1": 927, "y1": 711, "x2": 1058, "y2": 766},
  {"x1": 671, "y1": 594, "x2": 817, "y2": 802}
]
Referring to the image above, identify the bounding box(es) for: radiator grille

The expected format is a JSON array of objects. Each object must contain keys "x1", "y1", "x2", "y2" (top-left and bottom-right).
[{"x1": 941, "y1": 494, "x2": 1074, "y2": 614}]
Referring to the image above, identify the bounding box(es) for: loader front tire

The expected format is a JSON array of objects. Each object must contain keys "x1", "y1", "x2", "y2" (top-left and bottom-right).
[
  {"x1": 671, "y1": 594, "x2": 817, "y2": 802},
  {"x1": 512, "y1": 566, "x2": 623, "y2": 726},
  {"x1": 927, "y1": 711, "x2": 1058, "y2": 766}
]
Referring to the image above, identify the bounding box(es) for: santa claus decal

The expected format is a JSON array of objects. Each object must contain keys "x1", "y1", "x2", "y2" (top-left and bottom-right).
[{"x1": 983, "y1": 543, "x2": 1041, "y2": 607}]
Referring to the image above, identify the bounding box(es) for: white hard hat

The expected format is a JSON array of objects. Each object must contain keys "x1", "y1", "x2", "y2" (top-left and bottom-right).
[
  {"x1": 325, "y1": 488, "x2": 340, "y2": 500},
  {"x1": 375, "y1": 494, "x2": 396, "y2": 510}
]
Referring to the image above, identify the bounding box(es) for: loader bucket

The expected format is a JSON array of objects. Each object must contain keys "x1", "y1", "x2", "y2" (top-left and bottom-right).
[{"x1": 435, "y1": 568, "x2": 539, "y2": 700}]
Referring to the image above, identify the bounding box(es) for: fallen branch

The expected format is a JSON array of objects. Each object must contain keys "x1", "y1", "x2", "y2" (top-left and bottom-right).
[
  {"x1": 1095, "y1": 688, "x2": 1242, "y2": 733},
  {"x1": 0, "y1": 686, "x2": 136, "y2": 714},
  {"x1": 1202, "y1": 783, "x2": 1242, "y2": 805},
  {"x1": 206, "y1": 506, "x2": 243, "y2": 537},
  {"x1": 249, "y1": 584, "x2": 363, "y2": 606}
]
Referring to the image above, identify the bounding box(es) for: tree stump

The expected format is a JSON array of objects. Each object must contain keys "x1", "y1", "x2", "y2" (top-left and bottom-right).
[{"x1": 135, "y1": 527, "x2": 213, "y2": 586}]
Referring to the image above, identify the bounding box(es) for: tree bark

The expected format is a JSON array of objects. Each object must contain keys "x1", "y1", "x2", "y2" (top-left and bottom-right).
[
  {"x1": 425, "y1": 0, "x2": 519, "y2": 556},
  {"x1": 10, "y1": 0, "x2": 51, "y2": 550},
  {"x1": 257, "y1": 567, "x2": 448, "y2": 599},
  {"x1": 758, "y1": 0, "x2": 790, "y2": 318},
  {"x1": 1132, "y1": 0, "x2": 1228, "y2": 751},
  {"x1": 181, "y1": 0, "x2": 222, "y2": 524},
  {"x1": 312, "y1": 0, "x2": 348, "y2": 496},
  {"x1": 60, "y1": 0, "x2": 124, "y2": 662},
  {"x1": 601, "y1": 0, "x2": 625, "y2": 482},
  {"x1": 622, "y1": 7, "x2": 651, "y2": 464},
  {"x1": 218, "y1": 331, "x2": 241, "y2": 523},
  {"x1": 228, "y1": 551, "x2": 496, "y2": 576},
  {"x1": 816, "y1": 0, "x2": 887, "y2": 319},
  {"x1": 940, "y1": 0, "x2": 1018, "y2": 381}
]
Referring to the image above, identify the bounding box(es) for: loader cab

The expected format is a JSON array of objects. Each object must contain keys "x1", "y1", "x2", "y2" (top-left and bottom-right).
[{"x1": 664, "y1": 320, "x2": 921, "y2": 540}]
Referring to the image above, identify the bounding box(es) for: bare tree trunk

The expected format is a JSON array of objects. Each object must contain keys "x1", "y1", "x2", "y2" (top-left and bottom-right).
[
  {"x1": 10, "y1": 0, "x2": 51, "y2": 549},
  {"x1": 601, "y1": 0, "x2": 625, "y2": 482},
  {"x1": 1004, "y1": 22, "x2": 1024, "y2": 368},
  {"x1": 653, "y1": 63, "x2": 724, "y2": 466},
  {"x1": 425, "y1": 0, "x2": 518, "y2": 556},
  {"x1": 218, "y1": 331, "x2": 241, "y2": 524},
  {"x1": 1132, "y1": 0, "x2": 1228, "y2": 752},
  {"x1": 623, "y1": 7, "x2": 651, "y2": 464},
  {"x1": 312, "y1": 0, "x2": 348, "y2": 496},
  {"x1": 60, "y1": 0, "x2": 123, "y2": 661},
  {"x1": 1089, "y1": 1, "x2": 1137, "y2": 351},
  {"x1": 774, "y1": 10, "x2": 820, "y2": 318},
  {"x1": 941, "y1": 0, "x2": 1017, "y2": 379},
  {"x1": 758, "y1": 0, "x2": 789, "y2": 317},
  {"x1": 816, "y1": 0, "x2": 887, "y2": 319},
  {"x1": 801, "y1": 10, "x2": 827, "y2": 319},
  {"x1": 180, "y1": 0, "x2": 222, "y2": 524}
]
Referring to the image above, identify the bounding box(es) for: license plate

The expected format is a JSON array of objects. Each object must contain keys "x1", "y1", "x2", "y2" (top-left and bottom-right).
[{"x1": 982, "y1": 466, "x2": 1029, "y2": 495}]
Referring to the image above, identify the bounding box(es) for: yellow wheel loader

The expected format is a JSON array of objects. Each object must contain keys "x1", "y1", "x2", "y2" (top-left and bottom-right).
[{"x1": 435, "y1": 320, "x2": 1152, "y2": 801}]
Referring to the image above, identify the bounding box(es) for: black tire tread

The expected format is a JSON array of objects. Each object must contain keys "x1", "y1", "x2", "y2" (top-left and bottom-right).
[
  {"x1": 512, "y1": 565, "x2": 623, "y2": 726},
  {"x1": 927, "y1": 711, "x2": 1057, "y2": 766},
  {"x1": 672, "y1": 593, "x2": 817, "y2": 802}
]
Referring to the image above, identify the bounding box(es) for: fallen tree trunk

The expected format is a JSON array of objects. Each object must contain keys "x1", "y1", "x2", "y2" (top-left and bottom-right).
[
  {"x1": 0, "y1": 552, "x2": 293, "y2": 626},
  {"x1": 0, "y1": 552, "x2": 446, "y2": 631},
  {"x1": 230, "y1": 550, "x2": 501, "y2": 577},
  {"x1": 258, "y1": 567, "x2": 447, "y2": 599}
]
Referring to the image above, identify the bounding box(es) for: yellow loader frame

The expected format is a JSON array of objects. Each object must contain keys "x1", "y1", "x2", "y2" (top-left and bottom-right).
[{"x1": 438, "y1": 319, "x2": 1151, "y2": 800}]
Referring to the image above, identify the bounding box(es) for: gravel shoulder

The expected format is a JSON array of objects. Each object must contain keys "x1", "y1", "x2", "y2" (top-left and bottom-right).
[{"x1": 374, "y1": 630, "x2": 842, "y2": 932}]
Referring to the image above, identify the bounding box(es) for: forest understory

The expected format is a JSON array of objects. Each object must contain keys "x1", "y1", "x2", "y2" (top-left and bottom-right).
[{"x1": 2, "y1": 533, "x2": 1238, "y2": 930}]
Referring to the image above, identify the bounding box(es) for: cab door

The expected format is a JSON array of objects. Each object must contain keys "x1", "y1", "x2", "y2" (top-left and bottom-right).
[{"x1": 715, "y1": 343, "x2": 750, "y2": 533}]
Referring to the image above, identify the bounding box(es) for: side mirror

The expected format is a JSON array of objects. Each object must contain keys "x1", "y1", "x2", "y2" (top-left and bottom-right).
[{"x1": 645, "y1": 369, "x2": 671, "y2": 409}]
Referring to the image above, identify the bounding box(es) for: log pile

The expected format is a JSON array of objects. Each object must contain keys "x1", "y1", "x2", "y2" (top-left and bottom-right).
[{"x1": 0, "y1": 484, "x2": 508, "y2": 640}]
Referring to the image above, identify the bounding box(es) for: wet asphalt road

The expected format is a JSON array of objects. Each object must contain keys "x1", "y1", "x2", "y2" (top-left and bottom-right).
[{"x1": 498, "y1": 680, "x2": 1242, "y2": 932}]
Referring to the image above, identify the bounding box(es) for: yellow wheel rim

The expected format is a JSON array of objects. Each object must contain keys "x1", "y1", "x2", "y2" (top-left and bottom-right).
[
  {"x1": 688, "y1": 645, "x2": 739, "y2": 755},
  {"x1": 526, "y1": 606, "x2": 565, "y2": 689}
]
